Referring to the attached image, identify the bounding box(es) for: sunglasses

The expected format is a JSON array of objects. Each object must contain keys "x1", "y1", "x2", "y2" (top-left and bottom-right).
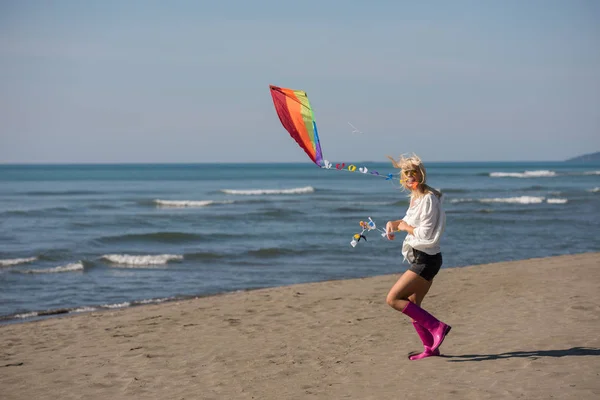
[{"x1": 399, "y1": 169, "x2": 421, "y2": 188}]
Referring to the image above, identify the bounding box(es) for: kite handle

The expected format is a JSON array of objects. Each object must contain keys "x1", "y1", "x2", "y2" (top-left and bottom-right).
[{"x1": 351, "y1": 217, "x2": 396, "y2": 247}]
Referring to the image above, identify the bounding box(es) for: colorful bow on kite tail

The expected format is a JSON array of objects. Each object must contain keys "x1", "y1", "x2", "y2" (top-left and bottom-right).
[{"x1": 269, "y1": 85, "x2": 394, "y2": 181}]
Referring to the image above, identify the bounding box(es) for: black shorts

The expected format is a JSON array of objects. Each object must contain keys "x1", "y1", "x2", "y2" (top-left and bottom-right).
[{"x1": 407, "y1": 248, "x2": 443, "y2": 282}]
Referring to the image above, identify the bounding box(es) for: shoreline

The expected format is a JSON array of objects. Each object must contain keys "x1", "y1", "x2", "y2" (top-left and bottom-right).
[{"x1": 2, "y1": 252, "x2": 600, "y2": 399}]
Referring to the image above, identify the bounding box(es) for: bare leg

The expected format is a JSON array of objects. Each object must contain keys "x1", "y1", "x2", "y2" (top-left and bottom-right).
[
  {"x1": 386, "y1": 272, "x2": 450, "y2": 357},
  {"x1": 386, "y1": 270, "x2": 432, "y2": 312}
]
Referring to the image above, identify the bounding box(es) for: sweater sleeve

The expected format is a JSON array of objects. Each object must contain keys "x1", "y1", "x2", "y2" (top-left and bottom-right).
[{"x1": 412, "y1": 195, "x2": 439, "y2": 240}]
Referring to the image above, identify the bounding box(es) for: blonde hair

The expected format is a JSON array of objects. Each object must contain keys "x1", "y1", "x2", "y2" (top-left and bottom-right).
[{"x1": 387, "y1": 153, "x2": 442, "y2": 198}]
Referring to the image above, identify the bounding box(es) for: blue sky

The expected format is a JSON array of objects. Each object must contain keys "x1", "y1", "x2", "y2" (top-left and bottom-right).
[{"x1": 1, "y1": 0, "x2": 599, "y2": 163}]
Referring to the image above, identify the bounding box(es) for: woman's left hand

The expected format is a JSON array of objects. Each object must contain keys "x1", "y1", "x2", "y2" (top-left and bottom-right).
[
  {"x1": 397, "y1": 221, "x2": 409, "y2": 232},
  {"x1": 397, "y1": 220, "x2": 414, "y2": 235}
]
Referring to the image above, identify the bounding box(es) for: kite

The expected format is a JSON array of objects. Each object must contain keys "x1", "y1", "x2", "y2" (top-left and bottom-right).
[
  {"x1": 269, "y1": 85, "x2": 394, "y2": 180},
  {"x1": 270, "y1": 85, "x2": 403, "y2": 247},
  {"x1": 269, "y1": 85, "x2": 324, "y2": 167}
]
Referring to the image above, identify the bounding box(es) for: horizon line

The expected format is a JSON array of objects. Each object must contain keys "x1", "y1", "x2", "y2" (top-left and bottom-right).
[{"x1": 0, "y1": 159, "x2": 584, "y2": 166}]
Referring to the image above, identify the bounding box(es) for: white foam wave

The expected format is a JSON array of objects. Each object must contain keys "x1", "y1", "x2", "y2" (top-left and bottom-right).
[
  {"x1": 490, "y1": 170, "x2": 556, "y2": 178},
  {"x1": 154, "y1": 199, "x2": 234, "y2": 208},
  {"x1": 136, "y1": 297, "x2": 173, "y2": 305},
  {"x1": 451, "y1": 196, "x2": 570, "y2": 205},
  {"x1": 0, "y1": 257, "x2": 37, "y2": 267},
  {"x1": 448, "y1": 198, "x2": 473, "y2": 204},
  {"x1": 480, "y1": 196, "x2": 545, "y2": 204},
  {"x1": 102, "y1": 254, "x2": 183, "y2": 266},
  {"x1": 590, "y1": 187, "x2": 600, "y2": 193},
  {"x1": 583, "y1": 171, "x2": 600, "y2": 175},
  {"x1": 546, "y1": 198, "x2": 568, "y2": 204},
  {"x1": 102, "y1": 302, "x2": 130, "y2": 309},
  {"x1": 22, "y1": 262, "x2": 84, "y2": 274},
  {"x1": 221, "y1": 186, "x2": 315, "y2": 195},
  {"x1": 72, "y1": 306, "x2": 97, "y2": 313},
  {"x1": 15, "y1": 312, "x2": 38, "y2": 319}
]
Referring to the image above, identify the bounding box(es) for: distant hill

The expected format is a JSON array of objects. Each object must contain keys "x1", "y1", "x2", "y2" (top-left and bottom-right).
[{"x1": 565, "y1": 151, "x2": 600, "y2": 162}]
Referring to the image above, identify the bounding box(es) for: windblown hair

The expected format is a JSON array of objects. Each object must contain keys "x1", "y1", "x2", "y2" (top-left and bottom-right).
[{"x1": 387, "y1": 153, "x2": 442, "y2": 198}]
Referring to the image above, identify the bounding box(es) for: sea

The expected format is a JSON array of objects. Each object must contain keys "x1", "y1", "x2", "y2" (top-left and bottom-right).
[{"x1": 1, "y1": 162, "x2": 599, "y2": 323}]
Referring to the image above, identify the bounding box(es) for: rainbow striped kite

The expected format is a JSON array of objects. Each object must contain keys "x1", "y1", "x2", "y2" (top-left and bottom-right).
[
  {"x1": 269, "y1": 85, "x2": 324, "y2": 167},
  {"x1": 270, "y1": 84, "x2": 395, "y2": 181}
]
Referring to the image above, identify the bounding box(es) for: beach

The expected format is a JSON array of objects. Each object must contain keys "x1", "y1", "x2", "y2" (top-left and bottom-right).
[
  {"x1": 2, "y1": 253, "x2": 599, "y2": 399},
  {"x1": 3, "y1": 162, "x2": 600, "y2": 322}
]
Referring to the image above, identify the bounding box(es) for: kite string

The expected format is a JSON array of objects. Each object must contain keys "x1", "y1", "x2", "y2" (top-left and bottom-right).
[
  {"x1": 320, "y1": 160, "x2": 405, "y2": 191},
  {"x1": 347, "y1": 122, "x2": 363, "y2": 134},
  {"x1": 321, "y1": 160, "x2": 397, "y2": 179}
]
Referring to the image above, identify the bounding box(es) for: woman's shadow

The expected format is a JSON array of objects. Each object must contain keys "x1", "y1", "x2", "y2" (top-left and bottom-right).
[{"x1": 442, "y1": 347, "x2": 600, "y2": 362}]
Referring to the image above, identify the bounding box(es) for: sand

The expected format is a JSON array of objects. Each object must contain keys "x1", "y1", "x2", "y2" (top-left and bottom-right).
[{"x1": 2, "y1": 253, "x2": 600, "y2": 399}]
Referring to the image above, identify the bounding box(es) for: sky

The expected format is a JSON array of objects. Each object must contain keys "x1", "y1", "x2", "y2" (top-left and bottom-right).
[{"x1": 1, "y1": 0, "x2": 599, "y2": 163}]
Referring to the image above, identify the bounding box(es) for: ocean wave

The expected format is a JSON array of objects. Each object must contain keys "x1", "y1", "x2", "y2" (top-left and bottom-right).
[
  {"x1": 487, "y1": 196, "x2": 543, "y2": 204},
  {"x1": 450, "y1": 196, "x2": 567, "y2": 205},
  {"x1": 489, "y1": 170, "x2": 556, "y2": 178},
  {"x1": 589, "y1": 187, "x2": 600, "y2": 193},
  {"x1": 135, "y1": 297, "x2": 176, "y2": 305},
  {"x1": 245, "y1": 247, "x2": 307, "y2": 258},
  {"x1": 2, "y1": 297, "x2": 182, "y2": 322},
  {"x1": 0, "y1": 257, "x2": 37, "y2": 267},
  {"x1": 102, "y1": 302, "x2": 131, "y2": 308},
  {"x1": 36, "y1": 249, "x2": 74, "y2": 262},
  {"x1": 101, "y1": 296, "x2": 182, "y2": 308},
  {"x1": 546, "y1": 198, "x2": 568, "y2": 204},
  {"x1": 522, "y1": 185, "x2": 550, "y2": 191},
  {"x1": 154, "y1": 199, "x2": 234, "y2": 208},
  {"x1": 248, "y1": 208, "x2": 305, "y2": 219},
  {"x1": 1, "y1": 206, "x2": 72, "y2": 217},
  {"x1": 72, "y1": 306, "x2": 98, "y2": 313},
  {"x1": 355, "y1": 201, "x2": 397, "y2": 206},
  {"x1": 100, "y1": 297, "x2": 183, "y2": 309},
  {"x1": 20, "y1": 262, "x2": 84, "y2": 274},
  {"x1": 13, "y1": 312, "x2": 40, "y2": 319},
  {"x1": 97, "y1": 231, "x2": 209, "y2": 244},
  {"x1": 221, "y1": 186, "x2": 315, "y2": 195},
  {"x1": 583, "y1": 171, "x2": 600, "y2": 175},
  {"x1": 440, "y1": 188, "x2": 470, "y2": 193},
  {"x1": 11, "y1": 307, "x2": 91, "y2": 320},
  {"x1": 101, "y1": 254, "x2": 183, "y2": 266},
  {"x1": 447, "y1": 209, "x2": 495, "y2": 214},
  {"x1": 88, "y1": 204, "x2": 119, "y2": 210},
  {"x1": 186, "y1": 251, "x2": 226, "y2": 261},
  {"x1": 334, "y1": 206, "x2": 371, "y2": 213},
  {"x1": 24, "y1": 190, "x2": 101, "y2": 196}
]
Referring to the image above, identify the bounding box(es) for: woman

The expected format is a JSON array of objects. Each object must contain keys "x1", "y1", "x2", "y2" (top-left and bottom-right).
[{"x1": 385, "y1": 154, "x2": 450, "y2": 361}]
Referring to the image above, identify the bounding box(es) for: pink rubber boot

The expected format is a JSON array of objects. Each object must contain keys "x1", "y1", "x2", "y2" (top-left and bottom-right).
[
  {"x1": 402, "y1": 302, "x2": 451, "y2": 353},
  {"x1": 409, "y1": 321, "x2": 440, "y2": 360}
]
